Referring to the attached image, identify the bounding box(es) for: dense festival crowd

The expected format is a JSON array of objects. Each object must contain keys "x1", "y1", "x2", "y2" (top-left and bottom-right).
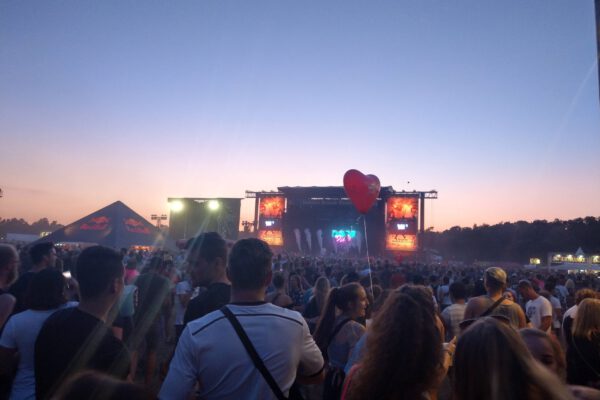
[{"x1": 1, "y1": 236, "x2": 600, "y2": 399}]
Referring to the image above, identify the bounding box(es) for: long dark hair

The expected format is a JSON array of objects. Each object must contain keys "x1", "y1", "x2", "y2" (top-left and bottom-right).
[
  {"x1": 347, "y1": 285, "x2": 442, "y2": 400},
  {"x1": 313, "y1": 282, "x2": 362, "y2": 351}
]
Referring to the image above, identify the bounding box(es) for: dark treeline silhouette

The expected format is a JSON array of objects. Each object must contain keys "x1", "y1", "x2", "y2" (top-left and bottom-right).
[
  {"x1": 0, "y1": 218, "x2": 63, "y2": 238},
  {"x1": 422, "y1": 217, "x2": 600, "y2": 263}
]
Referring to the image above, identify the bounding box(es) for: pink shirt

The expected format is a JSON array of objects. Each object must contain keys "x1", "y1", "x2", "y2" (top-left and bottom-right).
[{"x1": 124, "y1": 269, "x2": 139, "y2": 284}]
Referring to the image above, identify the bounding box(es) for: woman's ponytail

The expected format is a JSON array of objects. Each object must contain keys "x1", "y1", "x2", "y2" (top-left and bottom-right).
[{"x1": 314, "y1": 287, "x2": 339, "y2": 351}]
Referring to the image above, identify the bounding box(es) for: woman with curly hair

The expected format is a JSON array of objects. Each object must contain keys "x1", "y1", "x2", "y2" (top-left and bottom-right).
[
  {"x1": 454, "y1": 317, "x2": 573, "y2": 400},
  {"x1": 344, "y1": 285, "x2": 451, "y2": 400}
]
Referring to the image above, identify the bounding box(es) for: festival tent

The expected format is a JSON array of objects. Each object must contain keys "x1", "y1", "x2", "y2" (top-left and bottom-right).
[
  {"x1": 33, "y1": 201, "x2": 172, "y2": 249},
  {"x1": 549, "y1": 263, "x2": 600, "y2": 272}
]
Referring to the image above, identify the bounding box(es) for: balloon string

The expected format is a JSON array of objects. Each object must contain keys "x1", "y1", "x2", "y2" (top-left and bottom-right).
[{"x1": 363, "y1": 216, "x2": 374, "y2": 296}]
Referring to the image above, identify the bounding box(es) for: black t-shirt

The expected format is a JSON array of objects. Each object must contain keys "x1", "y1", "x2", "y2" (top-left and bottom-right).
[
  {"x1": 183, "y1": 282, "x2": 231, "y2": 325},
  {"x1": 34, "y1": 307, "x2": 131, "y2": 400},
  {"x1": 303, "y1": 297, "x2": 321, "y2": 333},
  {"x1": 9, "y1": 271, "x2": 36, "y2": 314},
  {"x1": 567, "y1": 333, "x2": 600, "y2": 386},
  {"x1": 303, "y1": 297, "x2": 319, "y2": 319}
]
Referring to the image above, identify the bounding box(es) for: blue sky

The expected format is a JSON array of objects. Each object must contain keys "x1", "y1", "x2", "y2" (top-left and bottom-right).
[{"x1": 1, "y1": 1, "x2": 598, "y2": 230}]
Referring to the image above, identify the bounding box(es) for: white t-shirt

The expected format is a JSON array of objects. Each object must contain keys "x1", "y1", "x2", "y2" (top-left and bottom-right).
[
  {"x1": 549, "y1": 296, "x2": 562, "y2": 329},
  {"x1": 0, "y1": 302, "x2": 77, "y2": 400},
  {"x1": 563, "y1": 304, "x2": 578, "y2": 322},
  {"x1": 159, "y1": 302, "x2": 324, "y2": 400},
  {"x1": 174, "y1": 280, "x2": 193, "y2": 326},
  {"x1": 526, "y1": 296, "x2": 553, "y2": 332},
  {"x1": 556, "y1": 285, "x2": 569, "y2": 304}
]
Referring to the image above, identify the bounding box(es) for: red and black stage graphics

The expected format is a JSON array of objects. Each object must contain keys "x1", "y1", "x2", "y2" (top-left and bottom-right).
[
  {"x1": 258, "y1": 196, "x2": 285, "y2": 246},
  {"x1": 124, "y1": 218, "x2": 151, "y2": 234},
  {"x1": 385, "y1": 197, "x2": 418, "y2": 251},
  {"x1": 80, "y1": 216, "x2": 110, "y2": 231}
]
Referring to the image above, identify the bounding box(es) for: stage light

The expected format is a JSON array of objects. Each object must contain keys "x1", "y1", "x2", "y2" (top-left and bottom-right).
[
  {"x1": 208, "y1": 200, "x2": 220, "y2": 211},
  {"x1": 169, "y1": 200, "x2": 184, "y2": 213}
]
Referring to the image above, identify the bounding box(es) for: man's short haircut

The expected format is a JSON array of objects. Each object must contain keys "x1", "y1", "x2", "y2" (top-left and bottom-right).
[
  {"x1": 449, "y1": 282, "x2": 467, "y2": 300},
  {"x1": 484, "y1": 268, "x2": 507, "y2": 291},
  {"x1": 228, "y1": 239, "x2": 273, "y2": 291},
  {"x1": 187, "y1": 232, "x2": 227, "y2": 265},
  {"x1": 75, "y1": 246, "x2": 123, "y2": 299},
  {"x1": 272, "y1": 273, "x2": 285, "y2": 289},
  {"x1": 30, "y1": 242, "x2": 54, "y2": 264},
  {"x1": 518, "y1": 279, "x2": 533, "y2": 289},
  {"x1": 25, "y1": 269, "x2": 67, "y2": 310}
]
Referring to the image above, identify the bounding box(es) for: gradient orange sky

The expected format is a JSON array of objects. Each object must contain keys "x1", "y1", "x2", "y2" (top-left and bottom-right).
[{"x1": 1, "y1": 1, "x2": 599, "y2": 232}]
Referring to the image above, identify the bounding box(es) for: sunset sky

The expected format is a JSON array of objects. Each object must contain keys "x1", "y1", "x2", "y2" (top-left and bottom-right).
[{"x1": 1, "y1": 1, "x2": 599, "y2": 232}]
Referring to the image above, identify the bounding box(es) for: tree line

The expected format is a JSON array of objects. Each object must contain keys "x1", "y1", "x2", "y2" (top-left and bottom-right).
[
  {"x1": 0, "y1": 218, "x2": 64, "y2": 238},
  {"x1": 2, "y1": 216, "x2": 599, "y2": 264},
  {"x1": 421, "y1": 217, "x2": 600, "y2": 263}
]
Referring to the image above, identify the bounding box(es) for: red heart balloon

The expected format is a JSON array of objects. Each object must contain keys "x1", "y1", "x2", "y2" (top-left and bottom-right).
[{"x1": 343, "y1": 169, "x2": 381, "y2": 214}]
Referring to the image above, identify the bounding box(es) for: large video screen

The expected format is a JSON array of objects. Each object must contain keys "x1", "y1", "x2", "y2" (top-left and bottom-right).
[
  {"x1": 258, "y1": 229, "x2": 284, "y2": 246},
  {"x1": 386, "y1": 197, "x2": 418, "y2": 220},
  {"x1": 331, "y1": 229, "x2": 356, "y2": 244},
  {"x1": 258, "y1": 196, "x2": 285, "y2": 247},
  {"x1": 386, "y1": 196, "x2": 419, "y2": 251},
  {"x1": 386, "y1": 233, "x2": 418, "y2": 251},
  {"x1": 259, "y1": 197, "x2": 285, "y2": 218}
]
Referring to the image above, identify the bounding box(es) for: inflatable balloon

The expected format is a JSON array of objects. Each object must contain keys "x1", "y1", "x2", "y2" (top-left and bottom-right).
[{"x1": 343, "y1": 169, "x2": 381, "y2": 214}]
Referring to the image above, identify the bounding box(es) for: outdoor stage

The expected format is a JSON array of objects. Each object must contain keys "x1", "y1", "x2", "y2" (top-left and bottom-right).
[
  {"x1": 246, "y1": 186, "x2": 437, "y2": 256},
  {"x1": 168, "y1": 187, "x2": 436, "y2": 256}
]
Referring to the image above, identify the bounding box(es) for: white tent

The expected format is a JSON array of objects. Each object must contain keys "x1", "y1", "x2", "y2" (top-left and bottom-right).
[{"x1": 549, "y1": 263, "x2": 600, "y2": 272}]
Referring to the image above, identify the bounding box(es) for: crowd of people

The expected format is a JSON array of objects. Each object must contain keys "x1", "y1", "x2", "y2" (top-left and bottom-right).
[{"x1": 0, "y1": 236, "x2": 600, "y2": 399}]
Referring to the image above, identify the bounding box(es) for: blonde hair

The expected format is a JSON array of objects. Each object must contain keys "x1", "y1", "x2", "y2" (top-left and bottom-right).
[
  {"x1": 454, "y1": 318, "x2": 573, "y2": 400},
  {"x1": 313, "y1": 276, "x2": 330, "y2": 313},
  {"x1": 572, "y1": 298, "x2": 600, "y2": 340}
]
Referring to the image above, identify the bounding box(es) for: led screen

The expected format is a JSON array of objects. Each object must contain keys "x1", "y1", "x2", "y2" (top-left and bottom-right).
[
  {"x1": 258, "y1": 230, "x2": 283, "y2": 246},
  {"x1": 386, "y1": 233, "x2": 418, "y2": 251},
  {"x1": 259, "y1": 197, "x2": 285, "y2": 219},
  {"x1": 386, "y1": 197, "x2": 418, "y2": 221},
  {"x1": 331, "y1": 229, "x2": 356, "y2": 243},
  {"x1": 386, "y1": 196, "x2": 419, "y2": 250}
]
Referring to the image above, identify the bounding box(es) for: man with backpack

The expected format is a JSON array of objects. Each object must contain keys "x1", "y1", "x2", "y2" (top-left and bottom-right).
[{"x1": 160, "y1": 238, "x2": 324, "y2": 399}]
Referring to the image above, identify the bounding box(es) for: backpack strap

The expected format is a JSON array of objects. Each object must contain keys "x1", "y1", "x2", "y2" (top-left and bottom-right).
[
  {"x1": 324, "y1": 318, "x2": 352, "y2": 353},
  {"x1": 480, "y1": 296, "x2": 505, "y2": 317},
  {"x1": 221, "y1": 306, "x2": 287, "y2": 400}
]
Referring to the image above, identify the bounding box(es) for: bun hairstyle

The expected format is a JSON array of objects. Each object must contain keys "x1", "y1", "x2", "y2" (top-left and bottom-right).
[{"x1": 313, "y1": 283, "x2": 363, "y2": 352}]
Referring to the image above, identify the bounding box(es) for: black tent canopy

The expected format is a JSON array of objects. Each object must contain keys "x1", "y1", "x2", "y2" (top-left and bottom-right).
[{"x1": 35, "y1": 201, "x2": 169, "y2": 249}]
